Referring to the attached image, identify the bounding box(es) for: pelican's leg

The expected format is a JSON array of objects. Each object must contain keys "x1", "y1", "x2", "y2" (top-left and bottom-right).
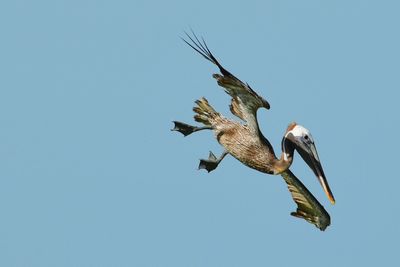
[
  {"x1": 198, "y1": 150, "x2": 228, "y2": 173},
  {"x1": 171, "y1": 121, "x2": 212, "y2": 136}
]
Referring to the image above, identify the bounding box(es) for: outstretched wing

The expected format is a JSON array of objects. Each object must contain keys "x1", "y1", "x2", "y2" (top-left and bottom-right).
[
  {"x1": 281, "y1": 169, "x2": 331, "y2": 231},
  {"x1": 182, "y1": 31, "x2": 270, "y2": 132}
]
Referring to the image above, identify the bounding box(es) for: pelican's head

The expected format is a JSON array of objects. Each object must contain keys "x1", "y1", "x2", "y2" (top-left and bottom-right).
[{"x1": 284, "y1": 122, "x2": 335, "y2": 204}]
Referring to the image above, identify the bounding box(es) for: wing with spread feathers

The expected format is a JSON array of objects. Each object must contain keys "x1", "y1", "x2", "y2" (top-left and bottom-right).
[
  {"x1": 182, "y1": 31, "x2": 270, "y2": 132},
  {"x1": 281, "y1": 169, "x2": 331, "y2": 231}
]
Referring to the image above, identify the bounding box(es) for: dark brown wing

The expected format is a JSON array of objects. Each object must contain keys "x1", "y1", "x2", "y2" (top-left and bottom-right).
[
  {"x1": 281, "y1": 169, "x2": 331, "y2": 231},
  {"x1": 182, "y1": 31, "x2": 270, "y2": 131}
]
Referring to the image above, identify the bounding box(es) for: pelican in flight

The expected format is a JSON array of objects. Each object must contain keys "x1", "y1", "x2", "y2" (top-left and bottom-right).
[{"x1": 172, "y1": 32, "x2": 335, "y2": 230}]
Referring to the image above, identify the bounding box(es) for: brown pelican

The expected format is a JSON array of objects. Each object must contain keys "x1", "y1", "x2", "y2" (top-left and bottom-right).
[{"x1": 172, "y1": 32, "x2": 335, "y2": 230}]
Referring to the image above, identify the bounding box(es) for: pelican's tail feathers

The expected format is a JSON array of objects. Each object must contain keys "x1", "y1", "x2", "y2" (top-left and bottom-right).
[{"x1": 193, "y1": 97, "x2": 220, "y2": 126}]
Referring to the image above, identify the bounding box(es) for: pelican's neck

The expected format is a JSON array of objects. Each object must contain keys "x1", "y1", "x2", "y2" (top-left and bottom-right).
[{"x1": 274, "y1": 136, "x2": 295, "y2": 174}]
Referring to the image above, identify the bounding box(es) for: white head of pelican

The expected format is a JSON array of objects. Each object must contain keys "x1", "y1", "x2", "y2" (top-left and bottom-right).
[{"x1": 281, "y1": 123, "x2": 335, "y2": 204}]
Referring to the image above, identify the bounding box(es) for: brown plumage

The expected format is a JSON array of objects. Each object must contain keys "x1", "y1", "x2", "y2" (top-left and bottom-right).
[
  {"x1": 173, "y1": 31, "x2": 334, "y2": 231},
  {"x1": 193, "y1": 97, "x2": 276, "y2": 174}
]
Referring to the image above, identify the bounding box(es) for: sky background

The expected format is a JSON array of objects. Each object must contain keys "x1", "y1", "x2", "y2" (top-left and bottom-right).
[{"x1": 0, "y1": 0, "x2": 399, "y2": 266}]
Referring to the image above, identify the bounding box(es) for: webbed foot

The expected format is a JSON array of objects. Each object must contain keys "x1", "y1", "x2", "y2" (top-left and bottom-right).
[
  {"x1": 171, "y1": 121, "x2": 212, "y2": 136},
  {"x1": 199, "y1": 151, "x2": 219, "y2": 172},
  {"x1": 198, "y1": 151, "x2": 228, "y2": 173}
]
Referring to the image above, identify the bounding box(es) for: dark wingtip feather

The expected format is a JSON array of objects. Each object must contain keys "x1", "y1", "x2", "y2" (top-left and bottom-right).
[{"x1": 181, "y1": 30, "x2": 232, "y2": 76}]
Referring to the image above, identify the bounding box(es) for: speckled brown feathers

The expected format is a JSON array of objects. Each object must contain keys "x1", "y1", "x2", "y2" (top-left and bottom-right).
[{"x1": 214, "y1": 121, "x2": 276, "y2": 174}]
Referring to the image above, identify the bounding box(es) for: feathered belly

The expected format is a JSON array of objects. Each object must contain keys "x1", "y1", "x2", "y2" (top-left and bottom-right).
[{"x1": 215, "y1": 126, "x2": 275, "y2": 174}]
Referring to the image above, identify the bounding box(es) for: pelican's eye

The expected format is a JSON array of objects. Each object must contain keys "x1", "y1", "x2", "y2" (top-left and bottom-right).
[{"x1": 304, "y1": 134, "x2": 309, "y2": 140}]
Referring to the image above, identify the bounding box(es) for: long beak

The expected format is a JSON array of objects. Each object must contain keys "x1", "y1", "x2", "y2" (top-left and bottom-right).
[{"x1": 296, "y1": 143, "x2": 335, "y2": 204}]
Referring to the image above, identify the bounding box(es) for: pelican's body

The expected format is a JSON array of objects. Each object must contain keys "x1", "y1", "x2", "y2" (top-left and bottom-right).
[
  {"x1": 172, "y1": 32, "x2": 335, "y2": 230},
  {"x1": 203, "y1": 112, "x2": 283, "y2": 175},
  {"x1": 212, "y1": 118, "x2": 272, "y2": 172}
]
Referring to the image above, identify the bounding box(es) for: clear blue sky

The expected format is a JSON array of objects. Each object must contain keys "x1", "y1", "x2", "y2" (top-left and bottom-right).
[{"x1": 0, "y1": 0, "x2": 399, "y2": 266}]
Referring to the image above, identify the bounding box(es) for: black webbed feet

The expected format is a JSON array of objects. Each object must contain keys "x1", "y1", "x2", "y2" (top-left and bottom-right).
[
  {"x1": 171, "y1": 121, "x2": 198, "y2": 136},
  {"x1": 171, "y1": 121, "x2": 212, "y2": 136},
  {"x1": 198, "y1": 151, "x2": 220, "y2": 173}
]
